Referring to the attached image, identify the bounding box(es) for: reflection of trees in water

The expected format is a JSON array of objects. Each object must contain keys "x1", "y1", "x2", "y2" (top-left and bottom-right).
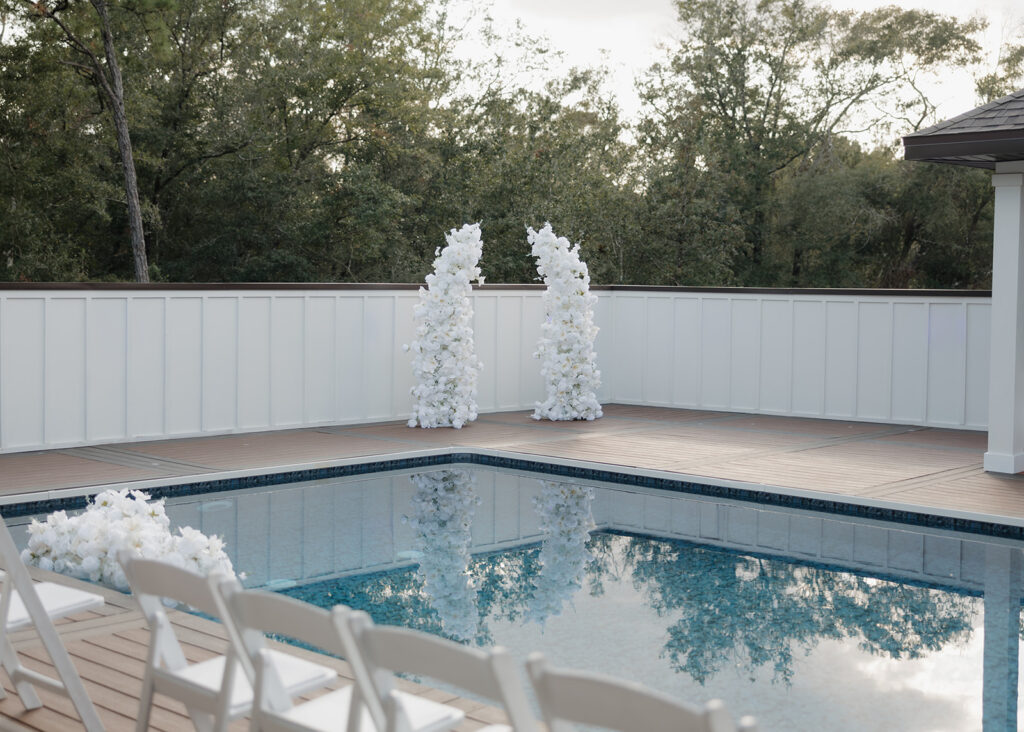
[
  {"x1": 280, "y1": 545, "x2": 544, "y2": 647},
  {"x1": 594, "y1": 533, "x2": 978, "y2": 685},
  {"x1": 282, "y1": 567, "x2": 447, "y2": 638},
  {"x1": 282, "y1": 530, "x2": 977, "y2": 686},
  {"x1": 473, "y1": 548, "x2": 541, "y2": 627}
]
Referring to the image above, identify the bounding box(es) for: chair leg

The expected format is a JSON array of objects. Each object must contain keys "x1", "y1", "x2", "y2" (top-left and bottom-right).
[
  {"x1": 1, "y1": 635, "x2": 42, "y2": 709},
  {"x1": 211, "y1": 659, "x2": 237, "y2": 732},
  {"x1": 189, "y1": 709, "x2": 215, "y2": 732},
  {"x1": 211, "y1": 705, "x2": 231, "y2": 732},
  {"x1": 134, "y1": 673, "x2": 155, "y2": 732},
  {"x1": 0, "y1": 633, "x2": 8, "y2": 701}
]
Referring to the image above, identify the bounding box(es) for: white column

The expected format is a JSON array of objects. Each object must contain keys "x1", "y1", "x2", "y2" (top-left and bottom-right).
[{"x1": 985, "y1": 161, "x2": 1024, "y2": 473}]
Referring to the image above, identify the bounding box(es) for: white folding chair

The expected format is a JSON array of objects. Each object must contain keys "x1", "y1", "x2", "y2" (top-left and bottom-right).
[
  {"x1": 0, "y1": 517, "x2": 105, "y2": 731},
  {"x1": 219, "y1": 586, "x2": 378, "y2": 732},
  {"x1": 526, "y1": 652, "x2": 757, "y2": 732},
  {"x1": 345, "y1": 609, "x2": 538, "y2": 732},
  {"x1": 118, "y1": 554, "x2": 336, "y2": 732}
]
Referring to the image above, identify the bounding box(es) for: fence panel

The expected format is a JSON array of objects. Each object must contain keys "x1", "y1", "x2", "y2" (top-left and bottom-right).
[{"x1": 0, "y1": 287, "x2": 989, "y2": 453}]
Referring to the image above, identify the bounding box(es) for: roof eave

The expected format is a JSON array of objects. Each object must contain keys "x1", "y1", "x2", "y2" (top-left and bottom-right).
[{"x1": 902, "y1": 132, "x2": 1024, "y2": 168}]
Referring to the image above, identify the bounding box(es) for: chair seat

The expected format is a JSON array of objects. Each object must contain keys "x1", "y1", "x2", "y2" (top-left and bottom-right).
[
  {"x1": 271, "y1": 685, "x2": 372, "y2": 732},
  {"x1": 391, "y1": 690, "x2": 466, "y2": 732},
  {"x1": 273, "y1": 685, "x2": 462, "y2": 732},
  {"x1": 6, "y1": 581, "x2": 105, "y2": 631},
  {"x1": 163, "y1": 648, "x2": 338, "y2": 717}
]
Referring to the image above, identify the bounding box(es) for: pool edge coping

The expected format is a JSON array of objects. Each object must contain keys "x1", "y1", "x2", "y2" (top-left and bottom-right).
[{"x1": 4, "y1": 447, "x2": 1022, "y2": 539}]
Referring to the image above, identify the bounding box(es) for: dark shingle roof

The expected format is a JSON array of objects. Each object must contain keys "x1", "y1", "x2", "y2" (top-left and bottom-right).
[{"x1": 902, "y1": 89, "x2": 1024, "y2": 168}]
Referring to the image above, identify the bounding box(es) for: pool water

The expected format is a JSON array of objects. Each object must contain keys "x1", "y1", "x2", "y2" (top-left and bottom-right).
[{"x1": 12, "y1": 465, "x2": 1024, "y2": 730}]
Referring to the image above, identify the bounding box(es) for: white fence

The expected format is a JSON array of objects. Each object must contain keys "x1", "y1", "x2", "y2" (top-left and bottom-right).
[
  {"x1": 607, "y1": 290, "x2": 991, "y2": 430},
  {"x1": 0, "y1": 286, "x2": 989, "y2": 453}
]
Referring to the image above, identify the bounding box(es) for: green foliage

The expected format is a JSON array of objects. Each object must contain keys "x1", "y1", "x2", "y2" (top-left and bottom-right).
[
  {"x1": 422, "y1": 67, "x2": 641, "y2": 283},
  {"x1": 770, "y1": 143, "x2": 993, "y2": 287},
  {"x1": 977, "y1": 41, "x2": 1024, "y2": 102},
  {"x1": 0, "y1": 0, "x2": 1006, "y2": 286},
  {"x1": 0, "y1": 25, "x2": 112, "y2": 280},
  {"x1": 637, "y1": 0, "x2": 988, "y2": 286}
]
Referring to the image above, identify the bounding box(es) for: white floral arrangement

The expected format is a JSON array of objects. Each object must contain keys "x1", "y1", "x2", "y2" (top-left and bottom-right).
[
  {"x1": 528, "y1": 223, "x2": 602, "y2": 421},
  {"x1": 404, "y1": 470, "x2": 480, "y2": 641},
  {"x1": 528, "y1": 480, "x2": 596, "y2": 625},
  {"x1": 405, "y1": 223, "x2": 484, "y2": 429},
  {"x1": 20, "y1": 489, "x2": 236, "y2": 590}
]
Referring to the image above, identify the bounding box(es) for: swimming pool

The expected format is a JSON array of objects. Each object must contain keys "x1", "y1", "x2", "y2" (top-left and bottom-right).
[{"x1": 10, "y1": 465, "x2": 1023, "y2": 730}]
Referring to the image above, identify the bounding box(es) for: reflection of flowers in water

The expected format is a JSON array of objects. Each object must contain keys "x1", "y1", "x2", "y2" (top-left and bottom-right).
[
  {"x1": 528, "y1": 481, "x2": 596, "y2": 625},
  {"x1": 404, "y1": 470, "x2": 480, "y2": 642}
]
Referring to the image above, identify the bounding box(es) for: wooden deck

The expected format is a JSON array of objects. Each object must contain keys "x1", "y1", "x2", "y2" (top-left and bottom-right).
[
  {"x1": 1, "y1": 404, "x2": 1017, "y2": 522},
  {"x1": 1, "y1": 404, "x2": 1022, "y2": 730}
]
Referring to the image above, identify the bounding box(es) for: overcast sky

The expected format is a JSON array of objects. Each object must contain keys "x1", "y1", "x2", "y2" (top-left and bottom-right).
[{"x1": 474, "y1": 0, "x2": 1023, "y2": 130}]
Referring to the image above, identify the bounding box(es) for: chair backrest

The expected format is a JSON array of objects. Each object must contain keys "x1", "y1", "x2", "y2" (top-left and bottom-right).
[
  {"x1": 525, "y1": 653, "x2": 756, "y2": 732},
  {"x1": 222, "y1": 588, "x2": 361, "y2": 719},
  {"x1": 230, "y1": 588, "x2": 353, "y2": 653},
  {"x1": 0, "y1": 517, "x2": 105, "y2": 731},
  {"x1": 118, "y1": 552, "x2": 233, "y2": 675},
  {"x1": 346, "y1": 610, "x2": 537, "y2": 732},
  {"x1": 118, "y1": 554, "x2": 224, "y2": 618}
]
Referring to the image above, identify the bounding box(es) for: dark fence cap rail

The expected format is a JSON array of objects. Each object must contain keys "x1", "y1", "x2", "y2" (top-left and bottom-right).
[{"x1": 0, "y1": 282, "x2": 992, "y2": 297}]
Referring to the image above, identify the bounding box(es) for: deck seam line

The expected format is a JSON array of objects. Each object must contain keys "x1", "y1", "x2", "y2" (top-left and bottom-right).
[
  {"x1": 857, "y1": 466, "x2": 987, "y2": 497},
  {"x1": 59, "y1": 446, "x2": 217, "y2": 473}
]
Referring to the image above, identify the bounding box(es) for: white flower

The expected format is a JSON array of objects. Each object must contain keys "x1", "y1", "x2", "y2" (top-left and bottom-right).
[
  {"x1": 406, "y1": 224, "x2": 484, "y2": 429},
  {"x1": 404, "y1": 470, "x2": 480, "y2": 642},
  {"x1": 21, "y1": 489, "x2": 236, "y2": 590},
  {"x1": 527, "y1": 223, "x2": 602, "y2": 421}
]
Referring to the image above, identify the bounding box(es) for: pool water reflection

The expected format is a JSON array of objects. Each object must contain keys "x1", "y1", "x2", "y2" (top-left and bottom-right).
[
  {"x1": 12, "y1": 465, "x2": 1022, "y2": 731},
  {"x1": 179, "y1": 467, "x2": 1024, "y2": 731}
]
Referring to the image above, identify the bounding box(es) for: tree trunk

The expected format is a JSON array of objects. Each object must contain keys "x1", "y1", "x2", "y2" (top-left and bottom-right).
[{"x1": 91, "y1": 0, "x2": 149, "y2": 283}]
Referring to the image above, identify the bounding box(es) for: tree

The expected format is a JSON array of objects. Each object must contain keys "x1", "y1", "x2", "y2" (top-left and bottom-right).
[
  {"x1": 0, "y1": 25, "x2": 104, "y2": 280},
  {"x1": 640, "y1": 0, "x2": 984, "y2": 285},
  {"x1": 420, "y1": 66, "x2": 641, "y2": 283},
  {"x1": 976, "y1": 40, "x2": 1024, "y2": 102},
  {"x1": 147, "y1": 0, "x2": 449, "y2": 282},
  {"x1": 771, "y1": 145, "x2": 993, "y2": 288},
  {"x1": 17, "y1": 0, "x2": 151, "y2": 281},
  {"x1": 0, "y1": 0, "x2": 1005, "y2": 288}
]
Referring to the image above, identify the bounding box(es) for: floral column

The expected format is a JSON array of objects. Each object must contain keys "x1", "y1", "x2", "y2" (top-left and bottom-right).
[
  {"x1": 406, "y1": 223, "x2": 484, "y2": 429},
  {"x1": 528, "y1": 223, "x2": 602, "y2": 421}
]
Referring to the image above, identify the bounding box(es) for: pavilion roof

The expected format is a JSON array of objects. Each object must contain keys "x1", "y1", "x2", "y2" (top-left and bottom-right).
[{"x1": 902, "y1": 89, "x2": 1024, "y2": 168}]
